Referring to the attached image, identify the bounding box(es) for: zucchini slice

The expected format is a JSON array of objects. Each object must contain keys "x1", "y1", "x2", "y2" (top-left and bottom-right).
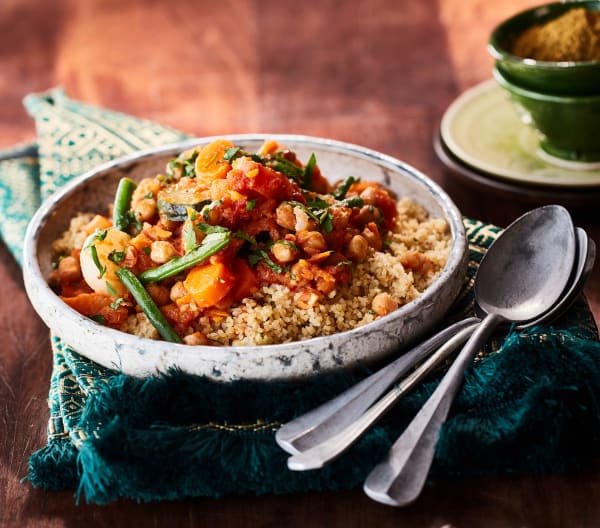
[{"x1": 157, "y1": 189, "x2": 211, "y2": 221}]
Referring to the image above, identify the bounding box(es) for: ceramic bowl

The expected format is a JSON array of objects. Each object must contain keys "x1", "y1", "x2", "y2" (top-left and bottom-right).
[
  {"x1": 23, "y1": 135, "x2": 468, "y2": 381},
  {"x1": 494, "y1": 65, "x2": 600, "y2": 162},
  {"x1": 488, "y1": 1, "x2": 600, "y2": 95}
]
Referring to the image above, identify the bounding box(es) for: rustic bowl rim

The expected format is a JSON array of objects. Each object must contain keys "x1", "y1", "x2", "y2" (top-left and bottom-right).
[{"x1": 23, "y1": 134, "x2": 468, "y2": 379}]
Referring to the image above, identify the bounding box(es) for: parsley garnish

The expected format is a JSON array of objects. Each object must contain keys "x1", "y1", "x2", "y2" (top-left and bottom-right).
[
  {"x1": 223, "y1": 147, "x2": 241, "y2": 161},
  {"x1": 339, "y1": 196, "x2": 364, "y2": 209},
  {"x1": 197, "y1": 223, "x2": 229, "y2": 234},
  {"x1": 182, "y1": 216, "x2": 197, "y2": 254},
  {"x1": 246, "y1": 199, "x2": 257, "y2": 211},
  {"x1": 90, "y1": 314, "x2": 105, "y2": 324},
  {"x1": 199, "y1": 200, "x2": 223, "y2": 220},
  {"x1": 89, "y1": 245, "x2": 106, "y2": 278},
  {"x1": 108, "y1": 250, "x2": 126, "y2": 264},
  {"x1": 234, "y1": 231, "x2": 257, "y2": 245},
  {"x1": 248, "y1": 249, "x2": 284, "y2": 274},
  {"x1": 332, "y1": 176, "x2": 360, "y2": 200},
  {"x1": 288, "y1": 200, "x2": 334, "y2": 234},
  {"x1": 110, "y1": 297, "x2": 126, "y2": 310},
  {"x1": 303, "y1": 153, "x2": 317, "y2": 189},
  {"x1": 105, "y1": 281, "x2": 118, "y2": 296}
]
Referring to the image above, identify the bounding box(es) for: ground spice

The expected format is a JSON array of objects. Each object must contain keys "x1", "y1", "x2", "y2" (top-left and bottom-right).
[{"x1": 511, "y1": 7, "x2": 600, "y2": 62}]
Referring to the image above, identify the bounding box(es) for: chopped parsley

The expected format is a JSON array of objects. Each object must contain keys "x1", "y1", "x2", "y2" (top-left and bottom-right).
[
  {"x1": 288, "y1": 199, "x2": 334, "y2": 234},
  {"x1": 234, "y1": 231, "x2": 257, "y2": 245},
  {"x1": 166, "y1": 150, "x2": 199, "y2": 179},
  {"x1": 182, "y1": 216, "x2": 197, "y2": 254},
  {"x1": 246, "y1": 199, "x2": 257, "y2": 211},
  {"x1": 248, "y1": 249, "x2": 284, "y2": 274},
  {"x1": 332, "y1": 176, "x2": 360, "y2": 200},
  {"x1": 223, "y1": 147, "x2": 241, "y2": 161},
  {"x1": 105, "y1": 281, "x2": 118, "y2": 296},
  {"x1": 197, "y1": 223, "x2": 229, "y2": 235},
  {"x1": 303, "y1": 153, "x2": 317, "y2": 188},
  {"x1": 110, "y1": 297, "x2": 126, "y2": 310},
  {"x1": 199, "y1": 200, "x2": 223, "y2": 220},
  {"x1": 89, "y1": 245, "x2": 106, "y2": 278},
  {"x1": 108, "y1": 250, "x2": 126, "y2": 264}
]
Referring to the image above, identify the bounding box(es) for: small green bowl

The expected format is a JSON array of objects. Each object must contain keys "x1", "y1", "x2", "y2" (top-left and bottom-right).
[
  {"x1": 494, "y1": 65, "x2": 600, "y2": 162},
  {"x1": 489, "y1": 1, "x2": 600, "y2": 95}
]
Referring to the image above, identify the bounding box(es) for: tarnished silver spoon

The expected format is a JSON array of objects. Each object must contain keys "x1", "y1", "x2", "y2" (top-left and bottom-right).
[{"x1": 362, "y1": 204, "x2": 577, "y2": 506}]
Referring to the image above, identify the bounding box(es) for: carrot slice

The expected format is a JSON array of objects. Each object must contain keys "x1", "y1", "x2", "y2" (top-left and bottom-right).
[
  {"x1": 230, "y1": 258, "x2": 259, "y2": 302},
  {"x1": 183, "y1": 261, "x2": 236, "y2": 308},
  {"x1": 194, "y1": 139, "x2": 235, "y2": 184}
]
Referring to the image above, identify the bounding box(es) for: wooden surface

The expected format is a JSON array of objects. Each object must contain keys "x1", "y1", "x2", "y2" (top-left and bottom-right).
[{"x1": 1, "y1": 0, "x2": 599, "y2": 526}]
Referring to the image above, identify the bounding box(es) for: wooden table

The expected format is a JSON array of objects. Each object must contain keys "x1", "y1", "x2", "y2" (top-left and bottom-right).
[{"x1": 1, "y1": 1, "x2": 599, "y2": 526}]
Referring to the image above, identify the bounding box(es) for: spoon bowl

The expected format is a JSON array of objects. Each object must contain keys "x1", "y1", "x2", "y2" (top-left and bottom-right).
[{"x1": 475, "y1": 205, "x2": 576, "y2": 323}]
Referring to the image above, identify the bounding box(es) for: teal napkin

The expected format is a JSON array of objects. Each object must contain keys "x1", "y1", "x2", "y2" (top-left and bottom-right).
[{"x1": 2, "y1": 89, "x2": 600, "y2": 504}]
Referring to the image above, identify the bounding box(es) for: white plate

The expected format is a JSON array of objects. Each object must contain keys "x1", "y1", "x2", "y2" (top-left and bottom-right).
[{"x1": 441, "y1": 79, "x2": 600, "y2": 188}]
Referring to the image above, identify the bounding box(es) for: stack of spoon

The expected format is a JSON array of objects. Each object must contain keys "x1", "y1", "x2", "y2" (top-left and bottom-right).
[{"x1": 275, "y1": 205, "x2": 596, "y2": 507}]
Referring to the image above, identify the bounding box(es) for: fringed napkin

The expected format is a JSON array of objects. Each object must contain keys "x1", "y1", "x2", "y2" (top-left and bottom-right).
[{"x1": 2, "y1": 89, "x2": 599, "y2": 504}]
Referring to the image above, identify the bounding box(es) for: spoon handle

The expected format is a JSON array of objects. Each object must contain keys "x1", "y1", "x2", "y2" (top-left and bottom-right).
[
  {"x1": 363, "y1": 312, "x2": 503, "y2": 507},
  {"x1": 276, "y1": 317, "x2": 480, "y2": 455},
  {"x1": 285, "y1": 324, "x2": 477, "y2": 471}
]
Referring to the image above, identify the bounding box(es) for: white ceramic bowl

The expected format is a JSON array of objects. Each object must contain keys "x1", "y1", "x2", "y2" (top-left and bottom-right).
[{"x1": 23, "y1": 135, "x2": 468, "y2": 381}]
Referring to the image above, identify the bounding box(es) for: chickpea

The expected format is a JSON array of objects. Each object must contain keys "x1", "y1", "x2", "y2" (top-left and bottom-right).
[
  {"x1": 133, "y1": 199, "x2": 157, "y2": 222},
  {"x1": 276, "y1": 203, "x2": 296, "y2": 230},
  {"x1": 346, "y1": 234, "x2": 369, "y2": 262},
  {"x1": 271, "y1": 241, "x2": 299, "y2": 263},
  {"x1": 293, "y1": 207, "x2": 317, "y2": 231},
  {"x1": 290, "y1": 259, "x2": 314, "y2": 283},
  {"x1": 145, "y1": 283, "x2": 170, "y2": 307},
  {"x1": 359, "y1": 186, "x2": 378, "y2": 206},
  {"x1": 150, "y1": 240, "x2": 178, "y2": 264},
  {"x1": 362, "y1": 224, "x2": 383, "y2": 251},
  {"x1": 297, "y1": 230, "x2": 327, "y2": 255},
  {"x1": 372, "y1": 293, "x2": 398, "y2": 316},
  {"x1": 354, "y1": 205, "x2": 382, "y2": 225},
  {"x1": 57, "y1": 255, "x2": 82, "y2": 283},
  {"x1": 170, "y1": 281, "x2": 188, "y2": 303},
  {"x1": 295, "y1": 290, "x2": 321, "y2": 309},
  {"x1": 122, "y1": 246, "x2": 138, "y2": 269},
  {"x1": 131, "y1": 178, "x2": 160, "y2": 221},
  {"x1": 183, "y1": 331, "x2": 209, "y2": 346}
]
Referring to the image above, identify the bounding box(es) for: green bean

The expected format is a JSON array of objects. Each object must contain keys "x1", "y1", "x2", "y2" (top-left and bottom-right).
[
  {"x1": 113, "y1": 177, "x2": 137, "y2": 231},
  {"x1": 138, "y1": 231, "x2": 231, "y2": 283},
  {"x1": 115, "y1": 267, "x2": 182, "y2": 343}
]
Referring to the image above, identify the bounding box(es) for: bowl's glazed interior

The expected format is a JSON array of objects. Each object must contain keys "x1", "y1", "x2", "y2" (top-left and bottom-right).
[{"x1": 23, "y1": 135, "x2": 468, "y2": 381}]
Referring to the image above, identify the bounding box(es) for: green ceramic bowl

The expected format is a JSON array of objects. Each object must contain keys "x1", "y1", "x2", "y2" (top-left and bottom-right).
[
  {"x1": 493, "y1": 65, "x2": 600, "y2": 162},
  {"x1": 489, "y1": 1, "x2": 600, "y2": 95}
]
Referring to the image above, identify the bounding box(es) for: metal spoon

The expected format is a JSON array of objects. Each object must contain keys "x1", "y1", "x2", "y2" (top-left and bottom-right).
[
  {"x1": 284, "y1": 205, "x2": 576, "y2": 471},
  {"x1": 362, "y1": 205, "x2": 576, "y2": 506},
  {"x1": 277, "y1": 224, "x2": 589, "y2": 459}
]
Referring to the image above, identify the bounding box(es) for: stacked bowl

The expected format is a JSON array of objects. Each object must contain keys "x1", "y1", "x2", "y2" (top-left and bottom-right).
[{"x1": 488, "y1": 1, "x2": 600, "y2": 163}]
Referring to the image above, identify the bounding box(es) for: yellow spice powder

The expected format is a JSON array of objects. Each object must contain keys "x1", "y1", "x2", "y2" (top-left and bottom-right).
[{"x1": 511, "y1": 8, "x2": 600, "y2": 62}]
